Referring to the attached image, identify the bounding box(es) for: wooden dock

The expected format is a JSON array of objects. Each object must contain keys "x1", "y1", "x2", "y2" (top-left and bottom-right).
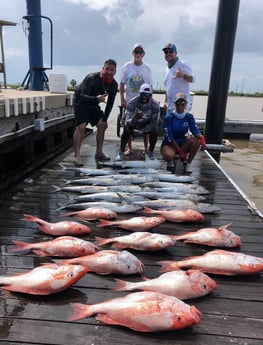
[{"x1": 0, "y1": 114, "x2": 262, "y2": 345}]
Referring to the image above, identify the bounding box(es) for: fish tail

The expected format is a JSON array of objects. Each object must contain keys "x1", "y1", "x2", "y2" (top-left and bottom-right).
[
  {"x1": 51, "y1": 184, "x2": 61, "y2": 193},
  {"x1": 22, "y1": 214, "x2": 39, "y2": 222},
  {"x1": 112, "y1": 278, "x2": 130, "y2": 291},
  {"x1": 95, "y1": 236, "x2": 109, "y2": 246},
  {"x1": 67, "y1": 303, "x2": 92, "y2": 321},
  {"x1": 60, "y1": 211, "x2": 74, "y2": 217},
  {"x1": 142, "y1": 206, "x2": 155, "y2": 214},
  {"x1": 11, "y1": 240, "x2": 30, "y2": 252},
  {"x1": 158, "y1": 260, "x2": 179, "y2": 273},
  {"x1": 97, "y1": 219, "x2": 112, "y2": 228}
]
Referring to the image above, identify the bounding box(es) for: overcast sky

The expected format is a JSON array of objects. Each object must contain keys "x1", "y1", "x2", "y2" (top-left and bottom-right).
[{"x1": 1, "y1": 0, "x2": 263, "y2": 93}]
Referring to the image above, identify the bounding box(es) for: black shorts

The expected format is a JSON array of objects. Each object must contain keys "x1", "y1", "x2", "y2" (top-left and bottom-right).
[{"x1": 74, "y1": 104, "x2": 103, "y2": 126}]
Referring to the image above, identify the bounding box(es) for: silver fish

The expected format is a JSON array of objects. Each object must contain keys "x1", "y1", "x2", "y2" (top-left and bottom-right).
[
  {"x1": 58, "y1": 201, "x2": 145, "y2": 213},
  {"x1": 60, "y1": 164, "x2": 114, "y2": 175},
  {"x1": 156, "y1": 173, "x2": 196, "y2": 183},
  {"x1": 98, "y1": 157, "x2": 162, "y2": 169},
  {"x1": 133, "y1": 199, "x2": 198, "y2": 209},
  {"x1": 134, "y1": 191, "x2": 206, "y2": 202},
  {"x1": 117, "y1": 168, "x2": 159, "y2": 174},
  {"x1": 142, "y1": 181, "x2": 210, "y2": 194},
  {"x1": 66, "y1": 192, "x2": 147, "y2": 204}
]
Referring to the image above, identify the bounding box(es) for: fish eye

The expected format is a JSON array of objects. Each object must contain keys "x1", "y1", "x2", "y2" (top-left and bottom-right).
[{"x1": 176, "y1": 315, "x2": 182, "y2": 322}]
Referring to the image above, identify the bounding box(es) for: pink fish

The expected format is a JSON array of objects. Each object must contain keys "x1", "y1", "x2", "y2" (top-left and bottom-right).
[
  {"x1": 61, "y1": 207, "x2": 117, "y2": 221},
  {"x1": 67, "y1": 291, "x2": 202, "y2": 332},
  {"x1": 96, "y1": 232, "x2": 176, "y2": 251},
  {"x1": 142, "y1": 207, "x2": 204, "y2": 223},
  {"x1": 0, "y1": 263, "x2": 88, "y2": 295},
  {"x1": 97, "y1": 216, "x2": 166, "y2": 232},
  {"x1": 22, "y1": 214, "x2": 91, "y2": 236},
  {"x1": 159, "y1": 249, "x2": 263, "y2": 275},
  {"x1": 12, "y1": 236, "x2": 98, "y2": 257},
  {"x1": 172, "y1": 223, "x2": 242, "y2": 247},
  {"x1": 60, "y1": 249, "x2": 144, "y2": 275},
  {"x1": 113, "y1": 269, "x2": 217, "y2": 300}
]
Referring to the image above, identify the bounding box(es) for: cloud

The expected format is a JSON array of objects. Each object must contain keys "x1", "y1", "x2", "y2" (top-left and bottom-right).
[{"x1": 1, "y1": 0, "x2": 262, "y2": 93}]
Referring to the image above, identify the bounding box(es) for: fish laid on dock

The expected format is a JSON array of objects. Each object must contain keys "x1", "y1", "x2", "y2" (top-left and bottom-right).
[
  {"x1": 95, "y1": 232, "x2": 176, "y2": 251},
  {"x1": 113, "y1": 270, "x2": 217, "y2": 300},
  {"x1": 60, "y1": 250, "x2": 144, "y2": 275},
  {"x1": 142, "y1": 181, "x2": 210, "y2": 194},
  {"x1": 0, "y1": 263, "x2": 88, "y2": 295},
  {"x1": 133, "y1": 191, "x2": 206, "y2": 202},
  {"x1": 22, "y1": 214, "x2": 91, "y2": 236},
  {"x1": 61, "y1": 207, "x2": 117, "y2": 220},
  {"x1": 134, "y1": 199, "x2": 220, "y2": 214},
  {"x1": 143, "y1": 207, "x2": 204, "y2": 223},
  {"x1": 12, "y1": 236, "x2": 98, "y2": 257},
  {"x1": 59, "y1": 202, "x2": 144, "y2": 214},
  {"x1": 158, "y1": 249, "x2": 263, "y2": 275},
  {"x1": 172, "y1": 223, "x2": 242, "y2": 247},
  {"x1": 67, "y1": 291, "x2": 202, "y2": 332},
  {"x1": 98, "y1": 157, "x2": 162, "y2": 169},
  {"x1": 96, "y1": 216, "x2": 166, "y2": 232}
]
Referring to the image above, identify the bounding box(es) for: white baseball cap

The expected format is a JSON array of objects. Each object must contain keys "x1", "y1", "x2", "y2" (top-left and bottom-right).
[
  {"x1": 133, "y1": 42, "x2": 145, "y2": 52},
  {"x1": 139, "y1": 83, "x2": 152, "y2": 94}
]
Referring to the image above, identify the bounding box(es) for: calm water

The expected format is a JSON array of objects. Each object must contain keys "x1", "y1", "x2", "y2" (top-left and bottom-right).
[{"x1": 110, "y1": 94, "x2": 263, "y2": 214}]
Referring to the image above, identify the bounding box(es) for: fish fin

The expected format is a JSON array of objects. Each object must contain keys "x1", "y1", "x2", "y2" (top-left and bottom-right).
[
  {"x1": 96, "y1": 219, "x2": 112, "y2": 228},
  {"x1": 11, "y1": 240, "x2": 30, "y2": 252},
  {"x1": 112, "y1": 278, "x2": 129, "y2": 291},
  {"x1": 158, "y1": 260, "x2": 179, "y2": 273},
  {"x1": 67, "y1": 303, "x2": 92, "y2": 321},
  {"x1": 218, "y1": 222, "x2": 232, "y2": 231}
]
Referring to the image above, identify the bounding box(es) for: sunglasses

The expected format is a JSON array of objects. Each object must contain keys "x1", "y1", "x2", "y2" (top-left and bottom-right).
[
  {"x1": 134, "y1": 50, "x2": 144, "y2": 54},
  {"x1": 175, "y1": 100, "x2": 187, "y2": 105},
  {"x1": 164, "y1": 49, "x2": 175, "y2": 54},
  {"x1": 140, "y1": 92, "x2": 151, "y2": 97}
]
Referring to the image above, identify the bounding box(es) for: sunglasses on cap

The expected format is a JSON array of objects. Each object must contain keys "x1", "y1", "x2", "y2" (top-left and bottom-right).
[
  {"x1": 134, "y1": 50, "x2": 144, "y2": 54},
  {"x1": 140, "y1": 92, "x2": 151, "y2": 97},
  {"x1": 175, "y1": 100, "x2": 187, "y2": 105},
  {"x1": 164, "y1": 49, "x2": 175, "y2": 54}
]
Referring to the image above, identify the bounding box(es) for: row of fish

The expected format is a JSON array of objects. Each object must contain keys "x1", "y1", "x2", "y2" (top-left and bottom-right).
[{"x1": 2, "y1": 161, "x2": 262, "y2": 334}]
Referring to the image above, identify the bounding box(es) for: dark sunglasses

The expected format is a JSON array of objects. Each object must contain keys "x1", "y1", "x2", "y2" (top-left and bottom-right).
[
  {"x1": 175, "y1": 100, "x2": 187, "y2": 105},
  {"x1": 164, "y1": 49, "x2": 175, "y2": 54},
  {"x1": 140, "y1": 92, "x2": 151, "y2": 98},
  {"x1": 134, "y1": 50, "x2": 144, "y2": 54}
]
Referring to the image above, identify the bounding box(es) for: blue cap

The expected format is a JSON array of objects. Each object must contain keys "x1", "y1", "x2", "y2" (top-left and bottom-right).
[{"x1": 162, "y1": 43, "x2": 177, "y2": 52}]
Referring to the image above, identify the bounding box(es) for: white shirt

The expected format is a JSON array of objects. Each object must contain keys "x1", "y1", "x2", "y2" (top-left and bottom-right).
[
  {"x1": 164, "y1": 59, "x2": 194, "y2": 111},
  {"x1": 120, "y1": 61, "x2": 153, "y2": 101}
]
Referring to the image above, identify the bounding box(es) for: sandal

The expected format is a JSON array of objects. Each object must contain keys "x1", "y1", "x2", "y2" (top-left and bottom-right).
[{"x1": 94, "y1": 152, "x2": 111, "y2": 161}]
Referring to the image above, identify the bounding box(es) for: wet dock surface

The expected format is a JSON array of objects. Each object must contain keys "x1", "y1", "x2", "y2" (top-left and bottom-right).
[{"x1": 0, "y1": 121, "x2": 262, "y2": 345}]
